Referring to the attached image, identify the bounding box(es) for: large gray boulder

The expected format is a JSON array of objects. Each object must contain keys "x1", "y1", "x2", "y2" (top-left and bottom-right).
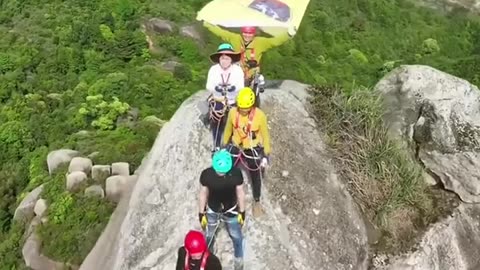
[
  {"x1": 111, "y1": 162, "x2": 130, "y2": 176},
  {"x1": 82, "y1": 81, "x2": 368, "y2": 270},
  {"x1": 14, "y1": 185, "x2": 44, "y2": 223},
  {"x1": 105, "y1": 175, "x2": 137, "y2": 203},
  {"x1": 66, "y1": 171, "x2": 88, "y2": 192},
  {"x1": 68, "y1": 157, "x2": 93, "y2": 175},
  {"x1": 372, "y1": 203, "x2": 480, "y2": 269},
  {"x1": 375, "y1": 65, "x2": 480, "y2": 202},
  {"x1": 145, "y1": 18, "x2": 174, "y2": 34},
  {"x1": 91, "y1": 165, "x2": 111, "y2": 182},
  {"x1": 47, "y1": 149, "x2": 79, "y2": 175},
  {"x1": 80, "y1": 145, "x2": 152, "y2": 270}
]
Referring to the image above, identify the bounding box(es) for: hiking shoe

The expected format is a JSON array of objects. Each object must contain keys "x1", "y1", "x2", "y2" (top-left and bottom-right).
[
  {"x1": 234, "y1": 257, "x2": 244, "y2": 270},
  {"x1": 252, "y1": 201, "x2": 264, "y2": 218}
]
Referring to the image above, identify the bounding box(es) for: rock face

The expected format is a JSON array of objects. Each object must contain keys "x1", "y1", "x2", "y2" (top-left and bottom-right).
[
  {"x1": 375, "y1": 65, "x2": 480, "y2": 202},
  {"x1": 68, "y1": 157, "x2": 93, "y2": 175},
  {"x1": 47, "y1": 149, "x2": 79, "y2": 175},
  {"x1": 85, "y1": 185, "x2": 105, "y2": 198},
  {"x1": 111, "y1": 162, "x2": 129, "y2": 176},
  {"x1": 33, "y1": 199, "x2": 47, "y2": 217},
  {"x1": 80, "y1": 174, "x2": 139, "y2": 270},
  {"x1": 14, "y1": 185, "x2": 44, "y2": 223},
  {"x1": 105, "y1": 175, "x2": 137, "y2": 203},
  {"x1": 160, "y1": 60, "x2": 181, "y2": 72},
  {"x1": 66, "y1": 171, "x2": 88, "y2": 191},
  {"x1": 180, "y1": 25, "x2": 202, "y2": 42},
  {"x1": 91, "y1": 165, "x2": 111, "y2": 182},
  {"x1": 372, "y1": 203, "x2": 480, "y2": 270},
  {"x1": 83, "y1": 81, "x2": 368, "y2": 270},
  {"x1": 145, "y1": 18, "x2": 174, "y2": 34},
  {"x1": 22, "y1": 217, "x2": 66, "y2": 270}
]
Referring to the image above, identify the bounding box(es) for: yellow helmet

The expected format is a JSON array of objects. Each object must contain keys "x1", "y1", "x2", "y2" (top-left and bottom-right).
[{"x1": 236, "y1": 87, "x2": 255, "y2": 109}]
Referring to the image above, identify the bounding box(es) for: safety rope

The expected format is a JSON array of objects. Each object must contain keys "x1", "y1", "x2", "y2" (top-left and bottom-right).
[
  {"x1": 205, "y1": 207, "x2": 247, "y2": 251},
  {"x1": 206, "y1": 212, "x2": 222, "y2": 249},
  {"x1": 234, "y1": 149, "x2": 262, "y2": 172},
  {"x1": 208, "y1": 91, "x2": 231, "y2": 151},
  {"x1": 226, "y1": 144, "x2": 264, "y2": 173},
  {"x1": 208, "y1": 97, "x2": 227, "y2": 122}
]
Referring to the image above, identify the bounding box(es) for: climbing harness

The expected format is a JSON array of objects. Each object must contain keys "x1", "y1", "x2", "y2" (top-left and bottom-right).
[
  {"x1": 240, "y1": 42, "x2": 256, "y2": 80},
  {"x1": 242, "y1": 58, "x2": 265, "y2": 108},
  {"x1": 209, "y1": 71, "x2": 237, "y2": 150},
  {"x1": 227, "y1": 145, "x2": 265, "y2": 175},
  {"x1": 205, "y1": 206, "x2": 247, "y2": 256},
  {"x1": 234, "y1": 107, "x2": 256, "y2": 141},
  {"x1": 209, "y1": 72, "x2": 231, "y2": 123},
  {"x1": 184, "y1": 251, "x2": 209, "y2": 270},
  {"x1": 250, "y1": 71, "x2": 265, "y2": 108},
  {"x1": 229, "y1": 108, "x2": 267, "y2": 175}
]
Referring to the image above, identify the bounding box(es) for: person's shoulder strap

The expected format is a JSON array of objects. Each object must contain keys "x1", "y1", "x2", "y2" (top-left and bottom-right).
[{"x1": 199, "y1": 250, "x2": 210, "y2": 270}]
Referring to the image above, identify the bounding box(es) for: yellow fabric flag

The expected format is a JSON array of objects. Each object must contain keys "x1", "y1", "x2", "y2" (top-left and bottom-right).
[{"x1": 196, "y1": 0, "x2": 311, "y2": 36}]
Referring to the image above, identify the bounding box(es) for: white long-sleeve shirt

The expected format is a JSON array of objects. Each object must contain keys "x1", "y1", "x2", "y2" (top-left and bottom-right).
[{"x1": 206, "y1": 64, "x2": 244, "y2": 105}]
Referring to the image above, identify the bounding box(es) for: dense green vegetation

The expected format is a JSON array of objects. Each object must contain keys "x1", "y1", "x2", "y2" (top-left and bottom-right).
[
  {"x1": 1, "y1": 0, "x2": 480, "y2": 267},
  {"x1": 0, "y1": 0, "x2": 215, "y2": 267},
  {"x1": 263, "y1": 0, "x2": 480, "y2": 90},
  {"x1": 37, "y1": 166, "x2": 116, "y2": 265}
]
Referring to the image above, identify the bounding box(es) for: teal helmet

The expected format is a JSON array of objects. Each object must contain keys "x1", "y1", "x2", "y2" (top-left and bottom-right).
[
  {"x1": 210, "y1": 43, "x2": 241, "y2": 63},
  {"x1": 212, "y1": 149, "x2": 233, "y2": 174},
  {"x1": 217, "y1": 43, "x2": 234, "y2": 52}
]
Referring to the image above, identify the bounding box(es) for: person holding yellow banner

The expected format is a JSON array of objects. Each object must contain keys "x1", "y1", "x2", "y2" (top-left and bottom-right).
[{"x1": 203, "y1": 21, "x2": 296, "y2": 86}]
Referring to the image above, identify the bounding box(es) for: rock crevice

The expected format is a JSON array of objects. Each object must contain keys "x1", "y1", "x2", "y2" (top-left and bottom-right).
[{"x1": 375, "y1": 65, "x2": 480, "y2": 202}]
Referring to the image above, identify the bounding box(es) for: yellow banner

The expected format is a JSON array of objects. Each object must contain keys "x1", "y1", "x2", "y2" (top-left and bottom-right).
[{"x1": 196, "y1": 0, "x2": 311, "y2": 36}]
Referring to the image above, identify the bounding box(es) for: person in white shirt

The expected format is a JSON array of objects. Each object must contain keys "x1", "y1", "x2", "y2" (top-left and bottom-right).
[{"x1": 205, "y1": 43, "x2": 245, "y2": 150}]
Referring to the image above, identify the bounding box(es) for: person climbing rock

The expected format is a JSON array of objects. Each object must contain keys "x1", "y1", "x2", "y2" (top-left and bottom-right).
[
  {"x1": 203, "y1": 22, "x2": 297, "y2": 85},
  {"x1": 222, "y1": 87, "x2": 270, "y2": 218},
  {"x1": 176, "y1": 230, "x2": 223, "y2": 270},
  {"x1": 198, "y1": 149, "x2": 246, "y2": 270},
  {"x1": 205, "y1": 43, "x2": 245, "y2": 150}
]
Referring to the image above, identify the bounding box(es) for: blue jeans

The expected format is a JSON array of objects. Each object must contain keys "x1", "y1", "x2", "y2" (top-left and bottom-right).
[{"x1": 204, "y1": 207, "x2": 244, "y2": 258}]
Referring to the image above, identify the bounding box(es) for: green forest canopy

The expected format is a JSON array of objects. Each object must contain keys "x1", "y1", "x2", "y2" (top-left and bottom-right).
[{"x1": 1, "y1": 0, "x2": 480, "y2": 267}]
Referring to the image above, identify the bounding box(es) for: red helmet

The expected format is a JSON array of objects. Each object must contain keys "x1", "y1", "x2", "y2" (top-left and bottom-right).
[
  {"x1": 241, "y1": 26, "x2": 256, "y2": 34},
  {"x1": 184, "y1": 230, "x2": 207, "y2": 254}
]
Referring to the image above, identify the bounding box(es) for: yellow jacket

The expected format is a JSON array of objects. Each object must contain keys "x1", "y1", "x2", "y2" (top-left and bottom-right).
[
  {"x1": 222, "y1": 107, "x2": 271, "y2": 155},
  {"x1": 204, "y1": 22, "x2": 290, "y2": 78}
]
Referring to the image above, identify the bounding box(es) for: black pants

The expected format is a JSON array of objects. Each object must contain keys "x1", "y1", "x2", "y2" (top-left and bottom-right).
[
  {"x1": 226, "y1": 144, "x2": 264, "y2": 201},
  {"x1": 210, "y1": 116, "x2": 226, "y2": 149},
  {"x1": 209, "y1": 101, "x2": 231, "y2": 149}
]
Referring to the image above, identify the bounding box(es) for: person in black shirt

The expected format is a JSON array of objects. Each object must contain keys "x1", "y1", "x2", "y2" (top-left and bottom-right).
[
  {"x1": 198, "y1": 149, "x2": 246, "y2": 270},
  {"x1": 176, "y1": 230, "x2": 222, "y2": 270}
]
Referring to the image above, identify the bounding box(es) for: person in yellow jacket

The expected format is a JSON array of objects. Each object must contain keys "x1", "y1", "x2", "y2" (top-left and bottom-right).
[
  {"x1": 203, "y1": 22, "x2": 296, "y2": 85},
  {"x1": 222, "y1": 87, "x2": 270, "y2": 217}
]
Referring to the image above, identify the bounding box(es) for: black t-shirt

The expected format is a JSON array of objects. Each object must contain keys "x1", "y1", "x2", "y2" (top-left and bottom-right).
[
  {"x1": 175, "y1": 246, "x2": 222, "y2": 270},
  {"x1": 200, "y1": 167, "x2": 243, "y2": 213}
]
